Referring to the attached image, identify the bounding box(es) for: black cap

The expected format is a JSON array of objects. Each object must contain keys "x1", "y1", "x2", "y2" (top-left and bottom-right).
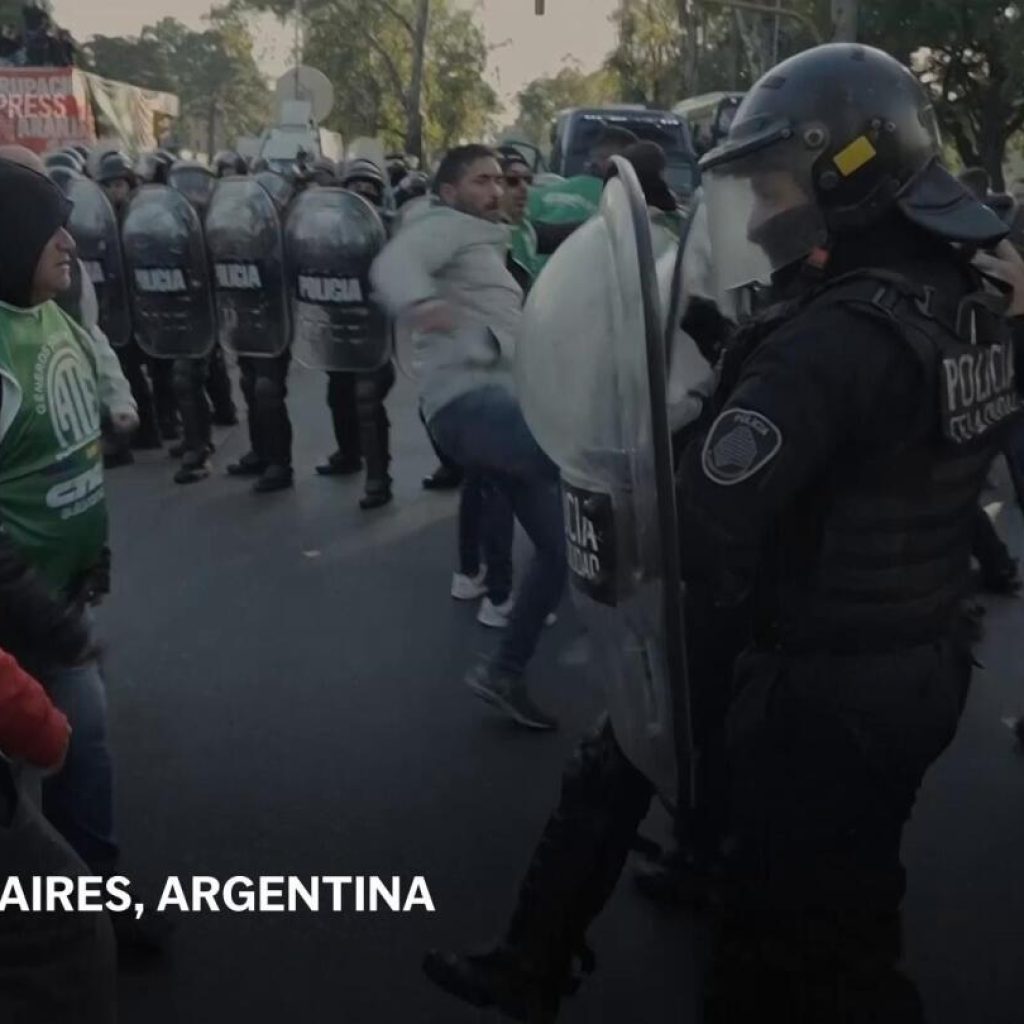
[{"x1": 620, "y1": 141, "x2": 677, "y2": 213}]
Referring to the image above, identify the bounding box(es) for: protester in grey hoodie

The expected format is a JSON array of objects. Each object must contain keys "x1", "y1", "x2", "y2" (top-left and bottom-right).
[{"x1": 371, "y1": 145, "x2": 566, "y2": 731}]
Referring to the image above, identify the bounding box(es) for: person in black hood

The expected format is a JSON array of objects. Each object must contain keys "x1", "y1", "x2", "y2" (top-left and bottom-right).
[{"x1": 0, "y1": 156, "x2": 72, "y2": 307}]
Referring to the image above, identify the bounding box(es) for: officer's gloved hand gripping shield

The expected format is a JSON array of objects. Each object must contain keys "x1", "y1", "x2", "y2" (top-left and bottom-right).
[
  {"x1": 205, "y1": 177, "x2": 290, "y2": 358},
  {"x1": 517, "y1": 156, "x2": 694, "y2": 809}
]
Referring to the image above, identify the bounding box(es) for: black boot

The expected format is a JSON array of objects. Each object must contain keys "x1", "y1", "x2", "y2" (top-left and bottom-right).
[
  {"x1": 316, "y1": 451, "x2": 362, "y2": 477},
  {"x1": 359, "y1": 484, "x2": 393, "y2": 510},
  {"x1": 423, "y1": 723, "x2": 652, "y2": 1019},
  {"x1": 173, "y1": 447, "x2": 211, "y2": 484},
  {"x1": 422, "y1": 464, "x2": 463, "y2": 490},
  {"x1": 226, "y1": 451, "x2": 267, "y2": 477},
  {"x1": 252, "y1": 464, "x2": 293, "y2": 494}
]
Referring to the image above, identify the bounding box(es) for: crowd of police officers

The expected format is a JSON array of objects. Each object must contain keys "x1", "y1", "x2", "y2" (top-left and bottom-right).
[{"x1": 41, "y1": 141, "x2": 430, "y2": 508}]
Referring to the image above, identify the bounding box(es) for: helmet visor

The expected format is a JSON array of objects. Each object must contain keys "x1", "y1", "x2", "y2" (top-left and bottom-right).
[{"x1": 703, "y1": 133, "x2": 826, "y2": 296}]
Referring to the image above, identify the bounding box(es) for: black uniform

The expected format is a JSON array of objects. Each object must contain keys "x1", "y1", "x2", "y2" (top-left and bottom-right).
[{"x1": 423, "y1": 42, "x2": 1022, "y2": 1024}]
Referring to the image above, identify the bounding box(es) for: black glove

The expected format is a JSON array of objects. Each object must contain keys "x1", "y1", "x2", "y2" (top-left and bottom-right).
[{"x1": 680, "y1": 297, "x2": 733, "y2": 367}]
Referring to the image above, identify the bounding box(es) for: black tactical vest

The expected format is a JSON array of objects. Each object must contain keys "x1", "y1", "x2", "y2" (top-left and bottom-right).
[{"x1": 759, "y1": 269, "x2": 1022, "y2": 653}]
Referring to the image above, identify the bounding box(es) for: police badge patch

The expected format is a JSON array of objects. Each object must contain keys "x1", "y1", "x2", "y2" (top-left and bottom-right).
[{"x1": 702, "y1": 408, "x2": 782, "y2": 486}]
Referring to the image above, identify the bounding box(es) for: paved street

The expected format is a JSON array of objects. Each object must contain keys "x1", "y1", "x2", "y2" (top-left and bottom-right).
[{"x1": 102, "y1": 360, "x2": 1024, "y2": 1022}]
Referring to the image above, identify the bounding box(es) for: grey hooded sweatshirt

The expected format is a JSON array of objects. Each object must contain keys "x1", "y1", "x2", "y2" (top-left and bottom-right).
[{"x1": 370, "y1": 198, "x2": 523, "y2": 421}]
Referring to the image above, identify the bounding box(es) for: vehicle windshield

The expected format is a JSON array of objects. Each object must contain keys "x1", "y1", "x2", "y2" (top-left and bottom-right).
[{"x1": 565, "y1": 114, "x2": 698, "y2": 196}]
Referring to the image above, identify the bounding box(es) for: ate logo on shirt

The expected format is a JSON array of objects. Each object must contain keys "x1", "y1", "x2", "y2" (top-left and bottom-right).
[
  {"x1": 702, "y1": 408, "x2": 782, "y2": 486},
  {"x1": 33, "y1": 340, "x2": 99, "y2": 451}
]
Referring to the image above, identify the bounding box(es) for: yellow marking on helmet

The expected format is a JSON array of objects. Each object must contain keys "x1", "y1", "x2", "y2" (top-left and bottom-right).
[{"x1": 833, "y1": 136, "x2": 877, "y2": 177}]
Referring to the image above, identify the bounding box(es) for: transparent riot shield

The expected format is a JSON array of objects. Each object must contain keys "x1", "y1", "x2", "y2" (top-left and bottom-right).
[
  {"x1": 283, "y1": 188, "x2": 390, "y2": 372},
  {"x1": 121, "y1": 185, "x2": 216, "y2": 360},
  {"x1": 65, "y1": 175, "x2": 132, "y2": 348},
  {"x1": 517, "y1": 156, "x2": 693, "y2": 809},
  {"x1": 205, "y1": 177, "x2": 290, "y2": 358}
]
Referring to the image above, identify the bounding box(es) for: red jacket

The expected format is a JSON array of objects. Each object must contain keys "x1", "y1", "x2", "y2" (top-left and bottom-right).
[{"x1": 0, "y1": 647, "x2": 69, "y2": 769}]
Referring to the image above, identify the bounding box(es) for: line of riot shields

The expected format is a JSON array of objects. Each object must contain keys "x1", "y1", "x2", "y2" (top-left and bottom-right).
[{"x1": 60, "y1": 164, "x2": 392, "y2": 375}]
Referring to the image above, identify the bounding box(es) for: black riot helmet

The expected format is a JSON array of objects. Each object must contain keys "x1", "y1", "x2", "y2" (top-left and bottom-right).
[
  {"x1": 47, "y1": 164, "x2": 80, "y2": 194},
  {"x1": 213, "y1": 150, "x2": 247, "y2": 178},
  {"x1": 168, "y1": 160, "x2": 217, "y2": 216},
  {"x1": 341, "y1": 158, "x2": 386, "y2": 207},
  {"x1": 96, "y1": 150, "x2": 137, "y2": 187},
  {"x1": 135, "y1": 149, "x2": 174, "y2": 185},
  {"x1": 45, "y1": 150, "x2": 83, "y2": 173},
  {"x1": 309, "y1": 155, "x2": 337, "y2": 187},
  {"x1": 700, "y1": 43, "x2": 1008, "y2": 293}
]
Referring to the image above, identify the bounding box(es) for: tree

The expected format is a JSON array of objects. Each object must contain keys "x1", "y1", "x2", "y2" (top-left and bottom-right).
[
  {"x1": 509, "y1": 65, "x2": 618, "y2": 151},
  {"x1": 423, "y1": 5, "x2": 499, "y2": 151},
  {"x1": 230, "y1": 0, "x2": 497, "y2": 161},
  {"x1": 81, "y1": 8, "x2": 270, "y2": 155},
  {"x1": 861, "y1": 0, "x2": 1024, "y2": 191},
  {"x1": 605, "y1": 0, "x2": 821, "y2": 105}
]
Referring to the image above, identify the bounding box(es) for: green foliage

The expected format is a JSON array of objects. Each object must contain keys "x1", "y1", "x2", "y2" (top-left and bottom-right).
[
  {"x1": 229, "y1": 0, "x2": 497, "y2": 160},
  {"x1": 80, "y1": 7, "x2": 271, "y2": 155},
  {"x1": 861, "y1": 0, "x2": 1024, "y2": 190}
]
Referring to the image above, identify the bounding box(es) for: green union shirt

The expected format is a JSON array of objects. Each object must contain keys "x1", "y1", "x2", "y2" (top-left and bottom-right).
[{"x1": 0, "y1": 300, "x2": 107, "y2": 594}]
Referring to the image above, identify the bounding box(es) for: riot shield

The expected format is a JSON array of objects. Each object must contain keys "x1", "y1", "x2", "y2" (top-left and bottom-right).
[
  {"x1": 64, "y1": 175, "x2": 132, "y2": 348},
  {"x1": 205, "y1": 177, "x2": 289, "y2": 358},
  {"x1": 283, "y1": 188, "x2": 390, "y2": 372},
  {"x1": 517, "y1": 156, "x2": 693, "y2": 809},
  {"x1": 121, "y1": 184, "x2": 216, "y2": 360},
  {"x1": 168, "y1": 162, "x2": 218, "y2": 219},
  {"x1": 254, "y1": 170, "x2": 295, "y2": 212}
]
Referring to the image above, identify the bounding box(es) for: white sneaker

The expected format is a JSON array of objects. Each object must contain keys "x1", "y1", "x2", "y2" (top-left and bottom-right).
[
  {"x1": 451, "y1": 568, "x2": 488, "y2": 601},
  {"x1": 477, "y1": 595, "x2": 516, "y2": 628}
]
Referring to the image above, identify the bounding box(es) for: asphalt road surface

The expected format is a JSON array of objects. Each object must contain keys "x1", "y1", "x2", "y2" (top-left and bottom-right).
[{"x1": 101, "y1": 360, "x2": 1024, "y2": 1023}]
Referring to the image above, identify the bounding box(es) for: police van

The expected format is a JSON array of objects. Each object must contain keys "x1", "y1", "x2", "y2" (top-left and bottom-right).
[{"x1": 548, "y1": 106, "x2": 700, "y2": 198}]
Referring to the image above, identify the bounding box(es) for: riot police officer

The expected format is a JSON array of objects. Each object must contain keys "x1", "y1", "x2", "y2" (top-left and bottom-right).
[
  {"x1": 213, "y1": 149, "x2": 247, "y2": 179},
  {"x1": 315, "y1": 160, "x2": 396, "y2": 509},
  {"x1": 95, "y1": 151, "x2": 136, "y2": 215},
  {"x1": 224, "y1": 169, "x2": 296, "y2": 493},
  {"x1": 423, "y1": 44, "x2": 1023, "y2": 1023}
]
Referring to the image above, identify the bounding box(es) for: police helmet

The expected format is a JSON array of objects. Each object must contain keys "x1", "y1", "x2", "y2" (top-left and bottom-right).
[
  {"x1": 96, "y1": 150, "x2": 137, "y2": 187},
  {"x1": 700, "y1": 43, "x2": 1008, "y2": 292},
  {"x1": 213, "y1": 150, "x2": 248, "y2": 178}
]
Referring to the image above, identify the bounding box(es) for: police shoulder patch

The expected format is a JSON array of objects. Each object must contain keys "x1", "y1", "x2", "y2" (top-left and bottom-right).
[{"x1": 701, "y1": 408, "x2": 783, "y2": 486}]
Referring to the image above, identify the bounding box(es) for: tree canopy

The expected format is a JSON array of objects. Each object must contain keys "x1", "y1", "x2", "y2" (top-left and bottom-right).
[
  {"x1": 81, "y1": 7, "x2": 270, "y2": 156},
  {"x1": 518, "y1": 0, "x2": 1024, "y2": 189},
  {"x1": 228, "y1": 0, "x2": 499, "y2": 161}
]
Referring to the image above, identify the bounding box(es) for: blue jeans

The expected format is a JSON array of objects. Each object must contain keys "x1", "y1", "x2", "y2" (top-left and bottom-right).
[
  {"x1": 431, "y1": 386, "x2": 566, "y2": 676},
  {"x1": 40, "y1": 657, "x2": 118, "y2": 872},
  {"x1": 459, "y1": 472, "x2": 514, "y2": 604}
]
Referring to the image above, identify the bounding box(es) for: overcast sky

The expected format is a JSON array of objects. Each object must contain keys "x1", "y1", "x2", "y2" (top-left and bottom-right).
[{"x1": 52, "y1": 0, "x2": 619, "y2": 108}]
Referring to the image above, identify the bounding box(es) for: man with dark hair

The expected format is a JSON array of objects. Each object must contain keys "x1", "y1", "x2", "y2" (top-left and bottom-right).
[
  {"x1": 371, "y1": 144, "x2": 565, "y2": 728},
  {"x1": 498, "y1": 151, "x2": 539, "y2": 289}
]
